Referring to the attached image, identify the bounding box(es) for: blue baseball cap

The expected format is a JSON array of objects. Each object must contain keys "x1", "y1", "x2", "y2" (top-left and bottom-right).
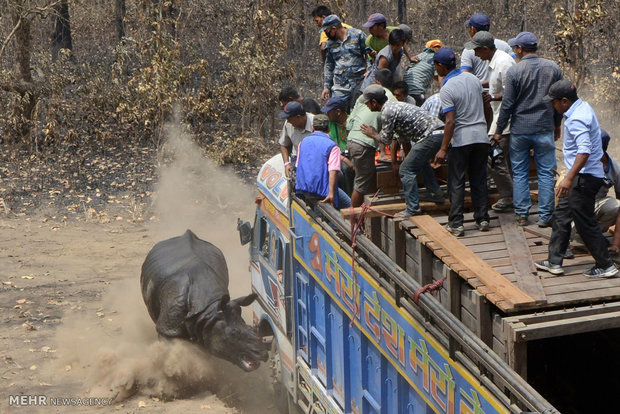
[
  {"x1": 321, "y1": 95, "x2": 348, "y2": 113},
  {"x1": 465, "y1": 13, "x2": 490, "y2": 30},
  {"x1": 278, "y1": 101, "x2": 305, "y2": 119},
  {"x1": 508, "y1": 32, "x2": 538, "y2": 49},
  {"x1": 428, "y1": 47, "x2": 456, "y2": 66},
  {"x1": 363, "y1": 13, "x2": 387, "y2": 28},
  {"x1": 320, "y1": 14, "x2": 341, "y2": 31}
]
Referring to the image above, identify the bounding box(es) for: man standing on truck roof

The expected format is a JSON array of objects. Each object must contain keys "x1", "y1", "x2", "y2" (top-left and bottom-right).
[
  {"x1": 461, "y1": 13, "x2": 514, "y2": 85},
  {"x1": 345, "y1": 85, "x2": 386, "y2": 207},
  {"x1": 321, "y1": 15, "x2": 370, "y2": 110},
  {"x1": 358, "y1": 85, "x2": 446, "y2": 218},
  {"x1": 565, "y1": 130, "x2": 620, "y2": 259},
  {"x1": 535, "y1": 80, "x2": 618, "y2": 278},
  {"x1": 311, "y1": 5, "x2": 352, "y2": 63},
  {"x1": 465, "y1": 31, "x2": 516, "y2": 213},
  {"x1": 279, "y1": 101, "x2": 314, "y2": 178},
  {"x1": 295, "y1": 114, "x2": 351, "y2": 208},
  {"x1": 493, "y1": 32, "x2": 562, "y2": 227},
  {"x1": 431, "y1": 47, "x2": 493, "y2": 237}
]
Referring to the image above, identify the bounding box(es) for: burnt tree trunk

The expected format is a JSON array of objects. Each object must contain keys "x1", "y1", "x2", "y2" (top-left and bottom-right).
[
  {"x1": 397, "y1": 0, "x2": 407, "y2": 23},
  {"x1": 115, "y1": 0, "x2": 127, "y2": 42},
  {"x1": 10, "y1": 11, "x2": 38, "y2": 143},
  {"x1": 51, "y1": 0, "x2": 73, "y2": 60}
]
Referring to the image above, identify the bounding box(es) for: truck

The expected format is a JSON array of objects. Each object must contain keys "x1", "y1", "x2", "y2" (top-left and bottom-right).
[{"x1": 238, "y1": 155, "x2": 560, "y2": 414}]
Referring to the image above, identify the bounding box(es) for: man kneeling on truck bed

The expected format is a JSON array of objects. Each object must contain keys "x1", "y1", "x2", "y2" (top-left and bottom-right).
[{"x1": 295, "y1": 114, "x2": 351, "y2": 208}]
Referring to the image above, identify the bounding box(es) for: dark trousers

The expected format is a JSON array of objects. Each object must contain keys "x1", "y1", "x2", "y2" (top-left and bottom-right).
[
  {"x1": 548, "y1": 174, "x2": 614, "y2": 268},
  {"x1": 448, "y1": 143, "x2": 490, "y2": 227}
]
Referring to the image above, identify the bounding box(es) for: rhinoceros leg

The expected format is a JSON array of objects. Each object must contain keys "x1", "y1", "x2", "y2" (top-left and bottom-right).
[{"x1": 154, "y1": 275, "x2": 190, "y2": 339}]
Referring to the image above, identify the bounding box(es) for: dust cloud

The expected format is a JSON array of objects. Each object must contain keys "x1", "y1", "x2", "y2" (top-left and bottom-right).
[{"x1": 53, "y1": 120, "x2": 273, "y2": 409}]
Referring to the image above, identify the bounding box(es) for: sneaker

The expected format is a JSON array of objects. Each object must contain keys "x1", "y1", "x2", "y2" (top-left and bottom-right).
[
  {"x1": 445, "y1": 224, "x2": 465, "y2": 237},
  {"x1": 477, "y1": 220, "x2": 490, "y2": 232},
  {"x1": 516, "y1": 216, "x2": 528, "y2": 226},
  {"x1": 491, "y1": 199, "x2": 514, "y2": 212},
  {"x1": 534, "y1": 260, "x2": 564, "y2": 275},
  {"x1": 394, "y1": 210, "x2": 411, "y2": 218},
  {"x1": 563, "y1": 248, "x2": 575, "y2": 260},
  {"x1": 584, "y1": 264, "x2": 619, "y2": 278},
  {"x1": 537, "y1": 219, "x2": 551, "y2": 228},
  {"x1": 395, "y1": 210, "x2": 421, "y2": 218}
]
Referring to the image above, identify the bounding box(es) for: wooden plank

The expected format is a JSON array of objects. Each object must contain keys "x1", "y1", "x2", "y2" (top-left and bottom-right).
[
  {"x1": 368, "y1": 216, "x2": 381, "y2": 247},
  {"x1": 476, "y1": 292, "x2": 493, "y2": 347},
  {"x1": 446, "y1": 268, "x2": 461, "y2": 318},
  {"x1": 341, "y1": 195, "x2": 501, "y2": 219},
  {"x1": 408, "y1": 215, "x2": 535, "y2": 309},
  {"x1": 545, "y1": 277, "x2": 620, "y2": 295},
  {"x1": 498, "y1": 215, "x2": 547, "y2": 304},
  {"x1": 387, "y1": 219, "x2": 406, "y2": 268},
  {"x1": 511, "y1": 310, "x2": 620, "y2": 342},
  {"x1": 504, "y1": 301, "x2": 620, "y2": 326},
  {"x1": 418, "y1": 240, "x2": 433, "y2": 286},
  {"x1": 460, "y1": 233, "x2": 505, "y2": 246}
]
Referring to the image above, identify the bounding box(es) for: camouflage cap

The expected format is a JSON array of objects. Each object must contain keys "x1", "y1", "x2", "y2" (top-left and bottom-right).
[{"x1": 312, "y1": 114, "x2": 330, "y2": 130}]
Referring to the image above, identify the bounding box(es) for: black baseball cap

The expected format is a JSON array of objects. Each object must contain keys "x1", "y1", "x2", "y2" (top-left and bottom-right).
[{"x1": 543, "y1": 79, "x2": 578, "y2": 102}]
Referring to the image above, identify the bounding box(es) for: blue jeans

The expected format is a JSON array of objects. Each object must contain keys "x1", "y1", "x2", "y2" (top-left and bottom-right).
[
  {"x1": 399, "y1": 131, "x2": 443, "y2": 215},
  {"x1": 510, "y1": 132, "x2": 557, "y2": 222},
  {"x1": 337, "y1": 188, "x2": 351, "y2": 208}
]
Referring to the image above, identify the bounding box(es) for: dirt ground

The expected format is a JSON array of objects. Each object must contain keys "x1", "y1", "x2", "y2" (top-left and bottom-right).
[{"x1": 0, "y1": 130, "x2": 276, "y2": 413}]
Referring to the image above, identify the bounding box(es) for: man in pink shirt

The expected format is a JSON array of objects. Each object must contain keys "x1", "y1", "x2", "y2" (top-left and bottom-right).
[{"x1": 296, "y1": 115, "x2": 351, "y2": 208}]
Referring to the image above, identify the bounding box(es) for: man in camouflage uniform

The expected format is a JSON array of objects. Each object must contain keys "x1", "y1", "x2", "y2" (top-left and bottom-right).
[{"x1": 321, "y1": 15, "x2": 371, "y2": 110}]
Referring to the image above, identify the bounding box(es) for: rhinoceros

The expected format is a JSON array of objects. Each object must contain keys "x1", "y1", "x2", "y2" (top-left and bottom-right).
[{"x1": 140, "y1": 230, "x2": 268, "y2": 371}]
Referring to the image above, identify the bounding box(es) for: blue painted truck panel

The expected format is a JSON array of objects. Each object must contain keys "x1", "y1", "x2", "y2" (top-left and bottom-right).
[
  {"x1": 250, "y1": 155, "x2": 553, "y2": 414},
  {"x1": 290, "y1": 202, "x2": 507, "y2": 414}
]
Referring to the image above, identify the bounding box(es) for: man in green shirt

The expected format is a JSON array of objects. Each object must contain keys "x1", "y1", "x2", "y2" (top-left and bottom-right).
[
  {"x1": 363, "y1": 13, "x2": 398, "y2": 59},
  {"x1": 346, "y1": 85, "x2": 387, "y2": 206}
]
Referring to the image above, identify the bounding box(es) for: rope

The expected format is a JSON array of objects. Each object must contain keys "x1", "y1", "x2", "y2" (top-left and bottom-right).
[
  {"x1": 413, "y1": 277, "x2": 446, "y2": 304},
  {"x1": 348, "y1": 189, "x2": 381, "y2": 327}
]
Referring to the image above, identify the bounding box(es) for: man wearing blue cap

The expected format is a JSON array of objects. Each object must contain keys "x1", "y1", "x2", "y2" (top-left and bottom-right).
[
  {"x1": 535, "y1": 80, "x2": 617, "y2": 278},
  {"x1": 279, "y1": 101, "x2": 315, "y2": 177},
  {"x1": 461, "y1": 13, "x2": 514, "y2": 84},
  {"x1": 494, "y1": 31, "x2": 563, "y2": 227},
  {"x1": 321, "y1": 15, "x2": 371, "y2": 109},
  {"x1": 431, "y1": 48, "x2": 493, "y2": 237},
  {"x1": 363, "y1": 13, "x2": 397, "y2": 57}
]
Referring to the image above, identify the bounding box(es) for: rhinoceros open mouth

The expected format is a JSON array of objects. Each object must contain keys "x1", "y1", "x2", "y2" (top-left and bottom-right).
[{"x1": 239, "y1": 355, "x2": 259, "y2": 372}]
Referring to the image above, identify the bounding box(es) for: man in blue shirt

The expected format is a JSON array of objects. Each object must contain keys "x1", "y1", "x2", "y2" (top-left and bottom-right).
[{"x1": 535, "y1": 80, "x2": 618, "y2": 278}]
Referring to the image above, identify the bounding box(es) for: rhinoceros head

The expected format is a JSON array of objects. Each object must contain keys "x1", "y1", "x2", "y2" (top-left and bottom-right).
[{"x1": 203, "y1": 293, "x2": 268, "y2": 371}]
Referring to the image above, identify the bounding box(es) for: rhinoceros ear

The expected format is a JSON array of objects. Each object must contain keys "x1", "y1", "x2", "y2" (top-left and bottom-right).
[
  {"x1": 234, "y1": 293, "x2": 257, "y2": 307},
  {"x1": 218, "y1": 294, "x2": 231, "y2": 312}
]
